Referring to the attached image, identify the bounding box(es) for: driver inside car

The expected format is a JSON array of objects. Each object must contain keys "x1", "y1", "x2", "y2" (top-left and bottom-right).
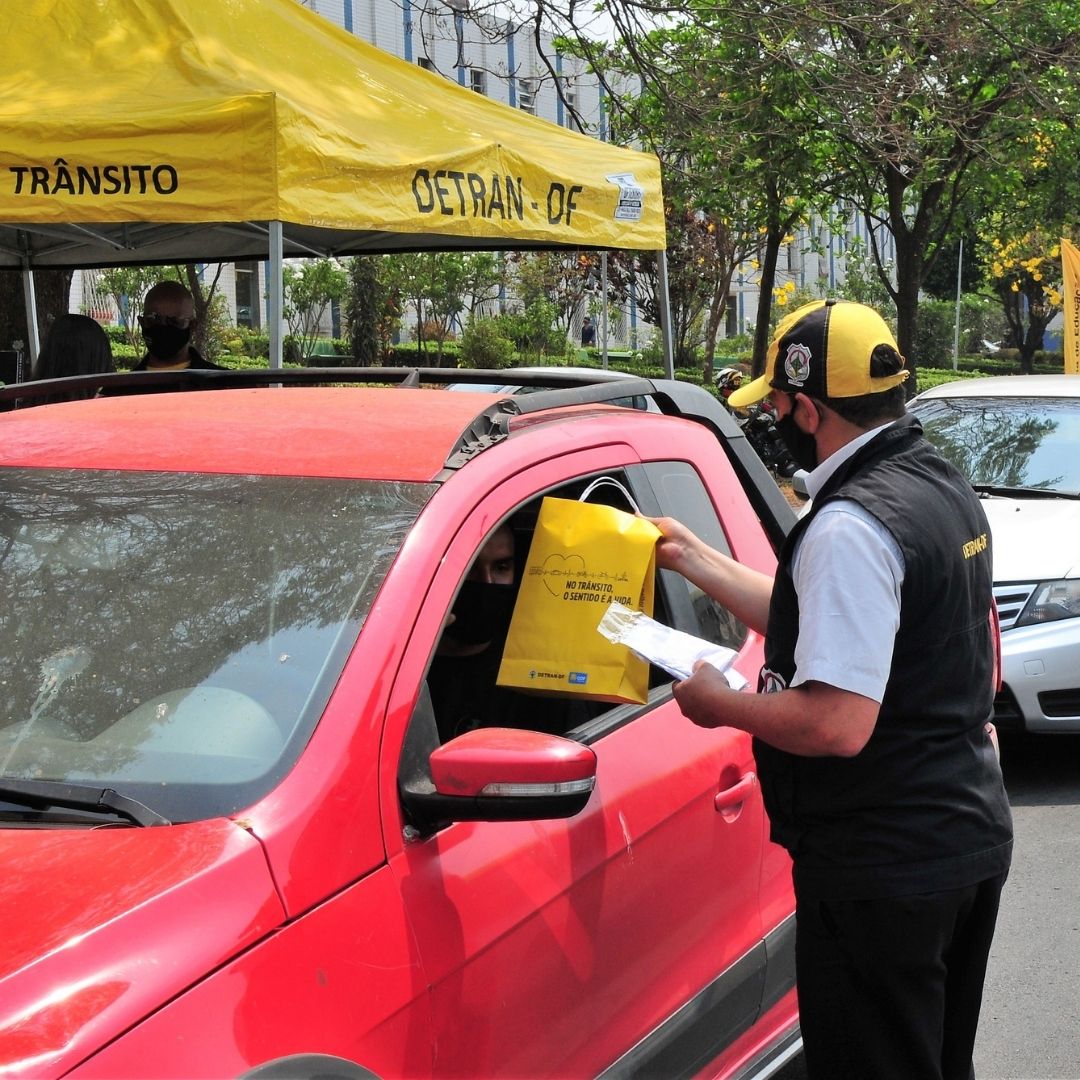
[{"x1": 427, "y1": 523, "x2": 574, "y2": 743}]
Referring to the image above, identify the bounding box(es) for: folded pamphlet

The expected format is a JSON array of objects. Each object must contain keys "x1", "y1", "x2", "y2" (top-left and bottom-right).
[{"x1": 597, "y1": 602, "x2": 748, "y2": 690}]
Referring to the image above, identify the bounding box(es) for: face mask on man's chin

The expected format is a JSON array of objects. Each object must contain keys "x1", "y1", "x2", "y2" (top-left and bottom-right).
[{"x1": 774, "y1": 411, "x2": 818, "y2": 473}]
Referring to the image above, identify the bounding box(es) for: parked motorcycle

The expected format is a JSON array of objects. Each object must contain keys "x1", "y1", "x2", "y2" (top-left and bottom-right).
[{"x1": 715, "y1": 367, "x2": 800, "y2": 479}]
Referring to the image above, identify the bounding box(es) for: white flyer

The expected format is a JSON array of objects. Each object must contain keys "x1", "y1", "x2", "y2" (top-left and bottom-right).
[{"x1": 597, "y1": 602, "x2": 748, "y2": 689}]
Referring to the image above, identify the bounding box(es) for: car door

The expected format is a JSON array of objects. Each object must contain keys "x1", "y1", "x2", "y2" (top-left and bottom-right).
[{"x1": 381, "y1": 446, "x2": 772, "y2": 1077}]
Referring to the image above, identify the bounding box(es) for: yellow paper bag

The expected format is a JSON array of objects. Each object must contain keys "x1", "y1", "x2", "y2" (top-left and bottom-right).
[{"x1": 497, "y1": 482, "x2": 661, "y2": 704}]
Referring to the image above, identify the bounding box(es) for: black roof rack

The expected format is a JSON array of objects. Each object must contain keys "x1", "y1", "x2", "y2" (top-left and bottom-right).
[{"x1": 0, "y1": 366, "x2": 794, "y2": 545}]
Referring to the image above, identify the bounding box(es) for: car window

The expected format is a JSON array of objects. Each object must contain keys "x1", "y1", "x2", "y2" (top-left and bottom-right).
[
  {"x1": 423, "y1": 468, "x2": 695, "y2": 749},
  {"x1": 911, "y1": 395, "x2": 1080, "y2": 494},
  {"x1": 0, "y1": 468, "x2": 433, "y2": 821},
  {"x1": 637, "y1": 460, "x2": 749, "y2": 653}
]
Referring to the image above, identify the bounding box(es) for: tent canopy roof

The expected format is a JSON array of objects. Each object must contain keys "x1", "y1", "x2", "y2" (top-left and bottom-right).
[{"x1": 0, "y1": 0, "x2": 666, "y2": 269}]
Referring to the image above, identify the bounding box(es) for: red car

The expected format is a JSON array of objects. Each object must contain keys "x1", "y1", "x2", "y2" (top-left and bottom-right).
[{"x1": 0, "y1": 370, "x2": 799, "y2": 1079}]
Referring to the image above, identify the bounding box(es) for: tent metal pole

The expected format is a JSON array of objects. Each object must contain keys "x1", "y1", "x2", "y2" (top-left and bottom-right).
[
  {"x1": 269, "y1": 221, "x2": 283, "y2": 370},
  {"x1": 21, "y1": 267, "x2": 40, "y2": 372},
  {"x1": 600, "y1": 251, "x2": 609, "y2": 370},
  {"x1": 656, "y1": 249, "x2": 674, "y2": 378}
]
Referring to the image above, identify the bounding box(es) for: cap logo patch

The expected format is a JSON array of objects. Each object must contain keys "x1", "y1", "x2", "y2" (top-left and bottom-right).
[{"x1": 784, "y1": 343, "x2": 812, "y2": 386}]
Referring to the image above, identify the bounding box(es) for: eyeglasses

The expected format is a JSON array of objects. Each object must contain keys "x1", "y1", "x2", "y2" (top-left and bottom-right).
[{"x1": 139, "y1": 313, "x2": 194, "y2": 330}]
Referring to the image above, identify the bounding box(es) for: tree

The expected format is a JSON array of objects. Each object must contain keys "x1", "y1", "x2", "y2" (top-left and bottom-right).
[
  {"x1": 282, "y1": 258, "x2": 348, "y2": 363},
  {"x1": 97, "y1": 266, "x2": 161, "y2": 347},
  {"x1": 344, "y1": 256, "x2": 387, "y2": 366},
  {"x1": 508, "y1": 251, "x2": 596, "y2": 336},
  {"x1": 0, "y1": 270, "x2": 73, "y2": 369},
  {"x1": 177, "y1": 263, "x2": 227, "y2": 361},
  {"x1": 972, "y1": 115, "x2": 1080, "y2": 371},
  {"x1": 985, "y1": 233, "x2": 1062, "y2": 373},
  {"x1": 532, "y1": 3, "x2": 839, "y2": 377},
  {"x1": 759, "y1": 0, "x2": 1080, "y2": 385},
  {"x1": 379, "y1": 253, "x2": 503, "y2": 364},
  {"x1": 517, "y1": 0, "x2": 1080, "y2": 387}
]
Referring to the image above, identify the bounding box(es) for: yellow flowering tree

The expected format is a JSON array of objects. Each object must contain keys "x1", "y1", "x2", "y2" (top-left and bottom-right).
[{"x1": 985, "y1": 233, "x2": 1061, "y2": 374}]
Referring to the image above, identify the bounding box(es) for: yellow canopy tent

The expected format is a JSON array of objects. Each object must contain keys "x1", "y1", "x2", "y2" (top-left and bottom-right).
[{"x1": 0, "y1": 0, "x2": 670, "y2": 367}]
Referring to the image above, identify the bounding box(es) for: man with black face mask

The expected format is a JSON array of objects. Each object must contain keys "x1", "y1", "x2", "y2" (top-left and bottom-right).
[
  {"x1": 134, "y1": 281, "x2": 225, "y2": 372},
  {"x1": 650, "y1": 300, "x2": 1012, "y2": 1080},
  {"x1": 428, "y1": 523, "x2": 570, "y2": 743}
]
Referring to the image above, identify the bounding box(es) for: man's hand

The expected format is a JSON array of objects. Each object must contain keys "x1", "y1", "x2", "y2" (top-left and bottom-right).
[
  {"x1": 673, "y1": 664, "x2": 879, "y2": 758},
  {"x1": 672, "y1": 662, "x2": 742, "y2": 728}
]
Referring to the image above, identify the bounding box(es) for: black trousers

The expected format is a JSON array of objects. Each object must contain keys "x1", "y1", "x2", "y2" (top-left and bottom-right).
[{"x1": 795, "y1": 872, "x2": 1008, "y2": 1080}]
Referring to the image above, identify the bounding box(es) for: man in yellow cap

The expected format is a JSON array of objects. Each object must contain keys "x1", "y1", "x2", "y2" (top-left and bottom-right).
[{"x1": 653, "y1": 299, "x2": 1012, "y2": 1080}]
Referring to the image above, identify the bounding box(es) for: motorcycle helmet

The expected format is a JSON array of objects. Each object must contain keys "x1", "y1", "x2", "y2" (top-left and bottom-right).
[{"x1": 715, "y1": 367, "x2": 744, "y2": 401}]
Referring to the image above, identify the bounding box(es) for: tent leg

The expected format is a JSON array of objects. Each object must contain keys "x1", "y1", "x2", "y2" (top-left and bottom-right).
[
  {"x1": 269, "y1": 221, "x2": 283, "y2": 370},
  {"x1": 600, "y1": 251, "x2": 609, "y2": 370},
  {"x1": 21, "y1": 268, "x2": 40, "y2": 374},
  {"x1": 656, "y1": 249, "x2": 674, "y2": 379}
]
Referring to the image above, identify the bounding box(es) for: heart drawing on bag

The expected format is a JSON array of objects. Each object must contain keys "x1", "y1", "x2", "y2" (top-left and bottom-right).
[{"x1": 540, "y1": 553, "x2": 586, "y2": 597}]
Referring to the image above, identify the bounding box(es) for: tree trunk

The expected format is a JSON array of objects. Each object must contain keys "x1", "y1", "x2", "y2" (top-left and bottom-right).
[
  {"x1": 891, "y1": 232, "x2": 923, "y2": 398},
  {"x1": 0, "y1": 270, "x2": 74, "y2": 372},
  {"x1": 751, "y1": 230, "x2": 783, "y2": 377}
]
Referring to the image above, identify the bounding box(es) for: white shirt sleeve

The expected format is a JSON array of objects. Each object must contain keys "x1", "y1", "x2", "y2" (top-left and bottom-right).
[{"x1": 790, "y1": 499, "x2": 905, "y2": 702}]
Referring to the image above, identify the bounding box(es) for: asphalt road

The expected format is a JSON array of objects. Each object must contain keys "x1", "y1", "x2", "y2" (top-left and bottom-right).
[{"x1": 773, "y1": 732, "x2": 1080, "y2": 1080}]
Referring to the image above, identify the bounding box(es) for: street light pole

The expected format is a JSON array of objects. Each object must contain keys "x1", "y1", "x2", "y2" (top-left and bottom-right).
[{"x1": 952, "y1": 237, "x2": 964, "y2": 371}]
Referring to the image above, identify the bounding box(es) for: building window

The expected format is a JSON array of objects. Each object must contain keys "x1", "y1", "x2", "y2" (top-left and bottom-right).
[
  {"x1": 418, "y1": 56, "x2": 434, "y2": 71},
  {"x1": 518, "y1": 77, "x2": 537, "y2": 114},
  {"x1": 235, "y1": 262, "x2": 259, "y2": 329},
  {"x1": 470, "y1": 68, "x2": 486, "y2": 94},
  {"x1": 563, "y1": 87, "x2": 578, "y2": 129}
]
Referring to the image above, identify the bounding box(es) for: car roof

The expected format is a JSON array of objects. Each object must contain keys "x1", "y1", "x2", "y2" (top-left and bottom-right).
[
  {"x1": 913, "y1": 374, "x2": 1080, "y2": 401},
  {"x1": 0, "y1": 367, "x2": 798, "y2": 548},
  {"x1": 0, "y1": 387, "x2": 504, "y2": 480}
]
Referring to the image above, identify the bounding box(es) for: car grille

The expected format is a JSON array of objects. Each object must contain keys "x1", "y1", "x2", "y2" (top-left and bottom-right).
[
  {"x1": 994, "y1": 583, "x2": 1036, "y2": 630},
  {"x1": 1038, "y1": 689, "x2": 1080, "y2": 719}
]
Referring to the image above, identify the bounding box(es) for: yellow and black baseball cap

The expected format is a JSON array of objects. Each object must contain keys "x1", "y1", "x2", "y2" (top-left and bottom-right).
[{"x1": 727, "y1": 299, "x2": 909, "y2": 408}]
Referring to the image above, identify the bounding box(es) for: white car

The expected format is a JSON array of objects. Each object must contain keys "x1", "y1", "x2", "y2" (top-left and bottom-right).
[{"x1": 909, "y1": 375, "x2": 1080, "y2": 734}]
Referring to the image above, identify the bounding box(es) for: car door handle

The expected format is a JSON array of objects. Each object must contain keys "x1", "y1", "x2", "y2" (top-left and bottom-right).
[{"x1": 715, "y1": 772, "x2": 757, "y2": 812}]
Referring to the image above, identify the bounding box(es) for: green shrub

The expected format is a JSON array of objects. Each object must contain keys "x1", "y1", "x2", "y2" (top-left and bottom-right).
[
  {"x1": 915, "y1": 368, "x2": 994, "y2": 394},
  {"x1": 459, "y1": 319, "x2": 516, "y2": 369},
  {"x1": 913, "y1": 300, "x2": 955, "y2": 370}
]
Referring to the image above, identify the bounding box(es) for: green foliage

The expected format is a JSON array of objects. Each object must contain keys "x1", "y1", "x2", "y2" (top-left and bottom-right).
[
  {"x1": 199, "y1": 291, "x2": 234, "y2": 363},
  {"x1": 716, "y1": 333, "x2": 753, "y2": 357},
  {"x1": 384, "y1": 343, "x2": 461, "y2": 367},
  {"x1": 459, "y1": 318, "x2": 516, "y2": 369},
  {"x1": 913, "y1": 296, "x2": 1011, "y2": 370},
  {"x1": 96, "y1": 266, "x2": 164, "y2": 347},
  {"x1": 345, "y1": 256, "x2": 387, "y2": 366},
  {"x1": 913, "y1": 299, "x2": 956, "y2": 369},
  {"x1": 834, "y1": 242, "x2": 895, "y2": 310},
  {"x1": 282, "y1": 258, "x2": 348, "y2": 364},
  {"x1": 491, "y1": 304, "x2": 570, "y2": 362},
  {"x1": 914, "y1": 368, "x2": 992, "y2": 393},
  {"x1": 378, "y1": 252, "x2": 502, "y2": 362}
]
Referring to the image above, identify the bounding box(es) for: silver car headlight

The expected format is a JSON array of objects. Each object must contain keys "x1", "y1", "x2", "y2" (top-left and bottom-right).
[{"x1": 1015, "y1": 579, "x2": 1080, "y2": 627}]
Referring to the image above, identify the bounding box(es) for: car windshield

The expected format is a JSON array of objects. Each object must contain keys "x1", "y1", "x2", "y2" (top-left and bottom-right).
[
  {"x1": 911, "y1": 395, "x2": 1080, "y2": 495},
  {"x1": 0, "y1": 469, "x2": 432, "y2": 822}
]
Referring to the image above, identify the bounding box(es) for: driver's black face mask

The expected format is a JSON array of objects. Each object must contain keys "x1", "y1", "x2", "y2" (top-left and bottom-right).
[
  {"x1": 444, "y1": 580, "x2": 517, "y2": 646},
  {"x1": 774, "y1": 398, "x2": 819, "y2": 472},
  {"x1": 142, "y1": 323, "x2": 192, "y2": 360}
]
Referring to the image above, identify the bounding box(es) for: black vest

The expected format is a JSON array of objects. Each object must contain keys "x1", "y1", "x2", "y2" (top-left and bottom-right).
[{"x1": 756, "y1": 414, "x2": 1012, "y2": 900}]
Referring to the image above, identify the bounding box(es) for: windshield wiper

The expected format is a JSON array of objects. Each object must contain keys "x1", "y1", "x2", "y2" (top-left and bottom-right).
[
  {"x1": 972, "y1": 484, "x2": 1080, "y2": 500},
  {"x1": 0, "y1": 778, "x2": 170, "y2": 827}
]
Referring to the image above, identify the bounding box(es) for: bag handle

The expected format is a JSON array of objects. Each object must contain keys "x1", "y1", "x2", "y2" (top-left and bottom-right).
[{"x1": 578, "y1": 475, "x2": 641, "y2": 515}]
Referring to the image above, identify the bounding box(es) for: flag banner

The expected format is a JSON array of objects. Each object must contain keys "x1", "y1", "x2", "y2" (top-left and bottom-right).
[{"x1": 1061, "y1": 239, "x2": 1080, "y2": 375}]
